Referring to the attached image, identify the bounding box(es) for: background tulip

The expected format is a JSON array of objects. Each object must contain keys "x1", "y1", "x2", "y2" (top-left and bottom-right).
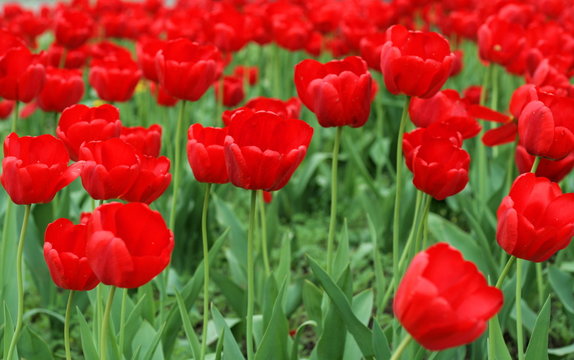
[{"x1": 37, "y1": 67, "x2": 84, "y2": 113}]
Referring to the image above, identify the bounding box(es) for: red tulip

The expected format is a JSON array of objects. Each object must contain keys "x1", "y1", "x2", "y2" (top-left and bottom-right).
[
  {"x1": 403, "y1": 122, "x2": 463, "y2": 172},
  {"x1": 120, "y1": 124, "x2": 162, "y2": 158},
  {"x1": 89, "y1": 54, "x2": 142, "y2": 103},
  {"x1": 359, "y1": 33, "x2": 387, "y2": 72},
  {"x1": 380, "y1": 24, "x2": 454, "y2": 98},
  {"x1": 0, "y1": 46, "x2": 45, "y2": 103},
  {"x1": 410, "y1": 138, "x2": 470, "y2": 200},
  {"x1": 79, "y1": 138, "x2": 140, "y2": 200},
  {"x1": 224, "y1": 110, "x2": 313, "y2": 191},
  {"x1": 214, "y1": 76, "x2": 245, "y2": 108},
  {"x1": 155, "y1": 38, "x2": 223, "y2": 102},
  {"x1": 187, "y1": 124, "x2": 228, "y2": 184},
  {"x1": 0, "y1": 100, "x2": 15, "y2": 120},
  {"x1": 497, "y1": 173, "x2": 574, "y2": 262},
  {"x1": 1, "y1": 133, "x2": 81, "y2": 205},
  {"x1": 45, "y1": 43, "x2": 89, "y2": 69},
  {"x1": 149, "y1": 82, "x2": 179, "y2": 107},
  {"x1": 515, "y1": 144, "x2": 574, "y2": 182},
  {"x1": 86, "y1": 202, "x2": 174, "y2": 288},
  {"x1": 222, "y1": 97, "x2": 301, "y2": 125},
  {"x1": 206, "y1": 4, "x2": 249, "y2": 53},
  {"x1": 269, "y1": 3, "x2": 312, "y2": 51},
  {"x1": 37, "y1": 67, "x2": 84, "y2": 113},
  {"x1": 395, "y1": 242, "x2": 503, "y2": 351},
  {"x1": 120, "y1": 155, "x2": 171, "y2": 204},
  {"x1": 44, "y1": 215, "x2": 100, "y2": 291},
  {"x1": 57, "y1": 104, "x2": 122, "y2": 161},
  {"x1": 477, "y1": 16, "x2": 525, "y2": 70},
  {"x1": 295, "y1": 56, "x2": 373, "y2": 128},
  {"x1": 233, "y1": 66, "x2": 259, "y2": 86},
  {"x1": 0, "y1": 29, "x2": 26, "y2": 56},
  {"x1": 136, "y1": 37, "x2": 166, "y2": 82},
  {"x1": 54, "y1": 9, "x2": 94, "y2": 50}
]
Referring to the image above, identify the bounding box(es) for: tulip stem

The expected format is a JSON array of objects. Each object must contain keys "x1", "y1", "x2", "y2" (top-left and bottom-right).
[
  {"x1": 11, "y1": 100, "x2": 19, "y2": 133},
  {"x1": 200, "y1": 183, "x2": 212, "y2": 360},
  {"x1": 59, "y1": 48, "x2": 68, "y2": 69},
  {"x1": 169, "y1": 100, "x2": 187, "y2": 230},
  {"x1": 118, "y1": 288, "x2": 127, "y2": 354},
  {"x1": 392, "y1": 96, "x2": 410, "y2": 293},
  {"x1": 259, "y1": 191, "x2": 271, "y2": 276},
  {"x1": 397, "y1": 191, "x2": 422, "y2": 272},
  {"x1": 326, "y1": 126, "x2": 343, "y2": 275},
  {"x1": 495, "y1": 256, "x2": 516, "y2": 288},
  {"x1": 64, "y1": 290, "x2": 75, "y2": 360},
  {"x1": 100, "y1": 286, "x2": 116, "y2": 360},
  {"x1": 390, "y1": 333, "x2": 412, "y2": 360},
  {"x1": 516, "y1": 259, "x2": 525, "y2": 360},
  {"x1": 536, "y1": 263, "x2": 545, "y2": 308},
  {"x1": 216, "y1": 79, "x2": 224, "y2": 124},
  {"x1": 531, "y1": 156, "x2": 541, "y2": 173},
  {"x1": 246, "y1": 190, "x2": 257, "y2": 360},
  {"x1": 6, "y1": 204, "x2": 31, "y2": 360}
]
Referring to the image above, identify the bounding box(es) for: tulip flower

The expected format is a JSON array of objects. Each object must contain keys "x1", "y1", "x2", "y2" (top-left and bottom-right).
[
  {"x1": 515, "y1": 144, "x2": 574, "y2": 182},
  {"x1": 136, "y1": 37, "x2": 166, "y2": 82},
  {"x1": 37, "y1": 67, "x2": 84, "y2": 113},
  {"x1": 44, "y1": 215, "x2": 100, "y2": 291},
  {"x1": 394, "y1": 242, "x2": 503, "y2": 351},
  {"x1": 149, "y1": 82, "x2": 179, "y2": 107},
  {"x1": 497, "y1": 173, "x2": 574, "y2": 262},
  {"x1": 222, "y1": 97, "x2": 301, "y2": 126},
  {"x1": 86, "y1": 202, "x2": 174, "y2": 288},
  {"x1": 89, "y1": 54, "x2": 142, "y2": 103},
  {"x1": 0, "y1": 46, "x2": 45, "y2": 103},
  {"x1": 214, "y1": 75, "x2": 245, "y2": 108},
  {"x1": 57, "y1": 104, "x2": 122, "y2": 161},
  {"x1": 120, "y1": 124, "x2": 162, "y2": 158},
  {"x1": 1, "y1": 133, "x2": 81, "y2": 205},
  {"x1": 120, "y1": 155, "x2": 171, "y2": 204},
  {"x1": 187, "y1": 124, "x2": 229, "y2": 184},
  {"x1": 54, "y1": 8, "x2": 94, "y2": 50},
  {"x1": 295, "y1": 56, "x2": 373, "y2": 128},
  {"x1": 380, "y1": 24, "x2": 455, "y2": 98}
]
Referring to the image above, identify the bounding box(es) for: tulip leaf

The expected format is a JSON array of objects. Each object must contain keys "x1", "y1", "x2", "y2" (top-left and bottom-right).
[
  {"x1": 342, "y1": 132, "x2": 380, "y2": 196},
  {"x1": 309, "y1": 257, "x2": 375, "y2": 358},
  {"x1": 372, "y1": 319, "x2": 391, "y2": 360},
  {"x1": 76, "y1": 307, "x2": 99, "y2": 360},
  {"x1": 214, "y1": 329, "x2": 224, "y2": 360},
  {"x1": 343, "y1": 289, "x2": 374, "y2": 360},
  {"x1": 174, "y1": 290, "x2": 201, "y2": 360},
  {"x1": 487, "y1": 315, "x2": 512, "y2": 360},
  {"x1": 3, "y1": 304, "x2": 16, "y2": 360},
  {"x1": 290, "y1": 320, "x2": 317, "y2": 360},
  {"x1": 141, "y1": 322, "x2": 166, "y2": 360},
  {"x1": 18, "y1": 325, "x2": 53, "y2": 360},
  {"x1": 255, "y1": 280, "x2": 289, "y2": 360},
  {"x1": 368, "y1": 215, "x2": 386, "y2": 311},
  {"x1": 549, "y1": 342, "x2": 574, "y2": 356},
  {"x1": 524, "y1": 296, "x2": 551, "y2": 360},
  {"x1": 212, "y1": 270, "x2": 246, "y2": 317},
  {"x1": 302, "y1": 280, "x2": 323, "y2": 333},
  {"x1": 548, "y1": 266, "x2": 574, "y2": 314},
  {"x1": 275, "y1": 236, "x2": 292, "y2": 289},
  {"x1": 211, "y1": 304, "x2": 245, "y2": 360}
]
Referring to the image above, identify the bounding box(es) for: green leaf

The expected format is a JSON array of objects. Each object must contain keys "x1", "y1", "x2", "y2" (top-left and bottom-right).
[
  {"x1": 548, "y1": 266, "x2": 574, "y2": 313},
  {"x1": 487, "y1": 315, "x2": 511, "y2": 360},
  {"x1": 332, "y1": 220, "x2": 350, "y2": 281},
  {"x1": 343, "y1": 289, "x2": 374, "y2": 360},
  {"x1": 275, "y1": 237, "x2": 291, "y2": 289},
  {"x1": 290, "y1": 321, "x2": 317, "y2": 360},
  {"x1": 212, "y1": 271, "x2": 246, "y2": 317},
  {"x1": 18, "y1": 326, "x2": 53, "y2": 360},
  {"x1": 174, "y1": 290, "x2": 201, "y2": 360},
  {"x1": 302, "y1": 280, "x2": 323, "y2": 334},
  {"x1": 549, "y1": 343, "x2": 574, "y2": 356},
  {"x1": 3, "y1": 303, "x2": 15, "y2": 360},
  {"x1": 214, "y1": 330, "x2": 224, "y2": 360},
  {"x1": 211, "y1": 305, "x2": 245, "y2": 360},
  {"x1": 372, "y1": 320, "x2": 391, "y2": 360},
  {"x1": 368, "y1": 215, "x2": 386, "y2": 310},
  {"x1": 141, "y1": 322, "x2": 166, "y2": 360},
  {"x1": 524, "y1": 296, "x2": 551, "y2": 360},
  {"x1": 76, "y1": 307, "x2": 99, "y2": 360},
  {"x1": 255, "y1": 280, "x2": 289, "y2": 360},
  {"x1": 309, "y1": 257, "x2": 374, "y2": 358}
]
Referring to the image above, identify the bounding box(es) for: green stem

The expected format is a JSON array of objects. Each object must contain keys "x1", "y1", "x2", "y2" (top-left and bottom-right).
[
  {"x1": 390, "y1": 334, "x2": 412, "y2": 360},
  {"x1": 169, "y1": 100, "x2": 187, "y2": 230},
  {"x1": 516, "y1": 259, "x2": 525, "y2": 360},
  {"x1": 246, "y1": 190, "x2": 257, "y2": 360},
  {"x1": 397, "y1": 191, "x2": 422, "y2": 272},
  {"x1": 216, "y1": 79, "x2": 224, "y2": 124},
  {"x1": 536, "y1": 263, "x2": 544, "y2": 308},
  {"x1": 64, "y1": 290, "x2": 75, "y2": 360},
  {"x1": 100, "y1": 287, "x2": 116, "y2": 360},
  {"x1": 118, "y1": 288, "x2": 127, "y2": 354},
  {"x1": 531, "y1": 156, "x2": 541, "y2": 173},
  {"x1": 259, "y1": 191, "x2": 271, "y2": 276},
  {"x1": 413, "y1": 194, "x2": 431, "y2": 254},
  {"x1": 326, "y1": 127, "x2": 343, "y2": 275},
  {"x1": 495, "y1": 256, "x2": 516, "y2": 289},
  {"x1": 200, "y1": 183, "x2": 212, "y2": 360},
  {"x1": 59, "y1": 48, "x2": 68, "y2": 69},
  {"x1": 11, "y1": 101, "x2": 19, "y2": 133},
  {"x1": 6, "y1": 204, "x2": 31, "y2": 360},
  {"x1": 392, "y1": 96, "x2": 410, "y2": 293},
  {"x1": 0, "y1": 200, "x2": 13, "y2": 302}
]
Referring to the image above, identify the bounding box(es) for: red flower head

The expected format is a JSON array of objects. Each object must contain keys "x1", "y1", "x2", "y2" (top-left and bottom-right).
[
  {"x1": 1, "y1": 133, "x2": 81, "y2": 205},
  {"x1": 224, "y1": 111, "x2": 313, "y2": 191},
  {"x1": 214, "y1": 75, "x2": 245, "y2": 108},
  {"x1": 497, "y1": 173, "x2": 574, "y2": 262},
  {"x1": 0, "y1": 29, "x2": 26, "y2": 57},
  {"x1": 54, "y1": 8, "x2": 94, "y2": 50},
  {"x1": 57, "y1": 104, "x2": 122, "y2": 161},
  {"x1": 394, "y1": 242, "x2": 503, "y2": 350},
  {"x1": 295, "y1": 56, "x2": 373, "y2": 128},
  {"x1": 222, "y1": 97, "x2": 302, "y2": 125},
  {"x1": 233, "y1": 66, "x2": 259, "y2": 86},
  {"x1": 518, "y1": 91, "x2": 574, "y2": 160},
  {"x1": 515, "y1": 144, "x2": 574, "y2": 183},
  {"x1": 403, "y1": 122, "x2": 463, "y2": 172},
  {"x1": 46, "y1": 44, "x2": 89, "y2": 69},
  {"x1": 89, "y1": 54, "x2": 142, "y2": 103},
  {"x1": 149, "y1": 82, "x2": 179, "y2": 107},
  {"x1": 359, "y1": 33, "x2": 387, "y2": 72},
  {"x1": 86, "y1": 202, "x2": 174, "y2": 288},
  {"x1": 120, "y1": 155, "x2": 171, "y2": 204},
  {"x1": 155, "y1": 38, "x2": 223, "y2": 102},
  {"x1": 0, "y1": 100, "x2": 15, "y2": 119},
  {"x1": 409, "y1": 136, "x2": 470, "y2": 200},
  {"x1": 79, "y1": 138, "x2": 140, "y2": 200},
  {"x1": 187, "y1": 124, "x2": 228, "y2": 184},
  {"x1": 120, "y1": 124, "x2": 162, "y2": 158},
  {"x1": 0, "y1": 46, "x2": 45, "y2": 103},
  {"x1": 477, "y1": 16, "x2": 525, "y2": 69},
  {"x1": 207, "y1": 4, "x2": 250, "y2": 53},
  {"x1": 269, "y1": 3, "x2": 312, "y2": 51},
  {"x1": 136, "y1": 37, "x2": 167, "y2": 82},
  {"x1": 37, "y1": 67, "x2": 84, "y2": 113},
  {"x1": 380, "y1": 25, "x2": 454, "y2": 99},
  {"x1": 450, "y1": 50, "x2": 463, "y2": 77},
  {"x1": 44, "y1": 215, "x2": 100, "y2": 291}
]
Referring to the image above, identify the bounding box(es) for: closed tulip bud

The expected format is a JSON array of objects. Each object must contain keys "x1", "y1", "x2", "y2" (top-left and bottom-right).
[
  {"x1": 86, "y1": 202, "x2": 174, "y2": 288},
  {"x1": 395, "y1": 243, "x2": 503, "y2": 351},
  {"x1": 37, "y1": 67, "x2": 84, "y2": 113},
  {"x1": 187, "y1": 124, "x2": 228, "y2": 184}
]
